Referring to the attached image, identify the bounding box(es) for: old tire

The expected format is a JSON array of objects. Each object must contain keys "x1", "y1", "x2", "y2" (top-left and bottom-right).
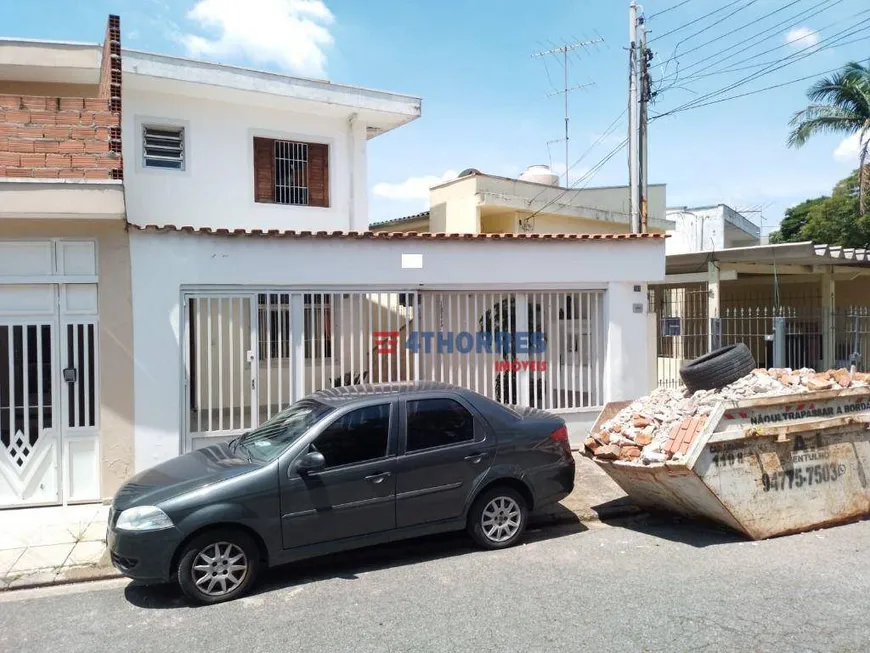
[
  {"x1": 679, "y1": 343, "x2": 756, "y2": 393},
  {"x1": 467, "y1": 486, "x2": 528, "y2": 550},
  {"x1": 177, "y1": 529, "x2": 260, "y2": 605}
]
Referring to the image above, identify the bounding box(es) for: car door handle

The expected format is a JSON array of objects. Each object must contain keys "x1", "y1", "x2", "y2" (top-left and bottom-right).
[
  {"x1": 365, "y1": 472, "x2": 392, "y2": 484},
  {"x1": 464, "y1": 453, "x2": 488, "y2": 464}
]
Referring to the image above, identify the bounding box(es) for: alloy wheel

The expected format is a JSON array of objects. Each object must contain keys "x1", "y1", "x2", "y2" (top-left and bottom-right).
[
  {"x1": 191, "y1": 541, "x2": 248, "y2": 597},
  {"x1": 481, "y1": 496, "x2": 522, "y2": 543}
]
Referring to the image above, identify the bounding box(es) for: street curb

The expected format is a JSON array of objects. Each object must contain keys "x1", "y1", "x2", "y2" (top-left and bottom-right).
[{"x1": 1, "y1": 564, "x2": 121, "y2": 592}]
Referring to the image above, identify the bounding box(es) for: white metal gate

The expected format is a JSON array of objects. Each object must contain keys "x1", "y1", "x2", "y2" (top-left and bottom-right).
[
  {"x1": 0, "y1": 319, "x2": 60, "y2": 506},
  {"x1": 182, "y1": 288, "x2": 608, "y2": 451}
]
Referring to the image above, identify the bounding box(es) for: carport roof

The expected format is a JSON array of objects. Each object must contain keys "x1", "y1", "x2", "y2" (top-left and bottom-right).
[
  {"x1": 667, "y1": 242, "x2": 870, "y2": 275},
  {"x1": 131, "y1": 225, "x2": 665, "y2": 242}
]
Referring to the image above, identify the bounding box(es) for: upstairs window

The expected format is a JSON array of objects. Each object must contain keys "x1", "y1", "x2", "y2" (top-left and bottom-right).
[
  {"x1": 142, "y1": 125, "x2": 185, "y2": 170},
  {"x1": 253, "y1": 137, "x2": 329, "y2": 207}
]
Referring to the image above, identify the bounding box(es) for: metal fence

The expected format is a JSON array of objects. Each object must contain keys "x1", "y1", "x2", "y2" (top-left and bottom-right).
[
  {"x1": 653, "y1": 287, "x2": 870, "y2": 388},
  {"x1": 183, "y1": 288, "x2": 607, "y2": 446}
]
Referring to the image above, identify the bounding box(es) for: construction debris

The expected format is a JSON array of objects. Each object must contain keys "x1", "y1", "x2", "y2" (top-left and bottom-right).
[{"x1": 585, "y1": 368, "x2": 870, "y2": 465}]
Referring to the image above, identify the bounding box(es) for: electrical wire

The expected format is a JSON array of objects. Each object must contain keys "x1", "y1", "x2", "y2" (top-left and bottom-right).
[
  {"x1": 680, "y1": 31, "x2": 870, "y2": 83},
  {"x1": 648, "y1": 0, "x2": 695, "y2": 21},
  {"x1": 654, "y1": 0, "x2": 843, "y2": 95},
  {"x1": 649, "y1": 0, "x2": 753, "y2": 43},
  {"x1": 528, "y1": 109, "x2": 627, "y2": 206},
  {"x1": 656, "y1": 0, "x2": 808, "y2": 69},
  {"x1": 652, "y1": 19, "x2": 870, "y2": 119},
  {"x1": 659, "y1": 0, "x2": 850, "y2": 83},
  {"x1": 651, "y1": 56, "x2": 870, "y2": 119},
  {"x1": 522, "y1": 138, "x2": 629, "y2": 223}
]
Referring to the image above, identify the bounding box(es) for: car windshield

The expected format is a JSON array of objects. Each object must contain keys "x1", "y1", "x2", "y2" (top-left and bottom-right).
[{"x1": 236, "y1": 399, "x2": 334, "y2": 462}]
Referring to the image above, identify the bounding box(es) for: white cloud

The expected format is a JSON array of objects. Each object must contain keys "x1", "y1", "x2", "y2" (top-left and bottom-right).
[
  {"x1": 785, "y1": 26, "x2": 820, "y2": 50},
  {"x1": 834, "y1": 131, "x2": 869, "y2": 164},
  {"x1": 180, "y1": 0, "x2": 334, "y2": 77},
  {"x1": 372, "y1": 170, "x2": 458, "y2": 201}
]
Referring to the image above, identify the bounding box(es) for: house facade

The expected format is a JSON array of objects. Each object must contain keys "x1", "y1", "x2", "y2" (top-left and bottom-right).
[
  {"x1": 372, "y1": 165, "x2": 672, "y2": 235},
  {"x1": 0, "y1": 18, "x2": 134, "y2": 507},
  {"x1": 2, "y1": 15, "x2": 670, "y2": 499},
  {"x1": 665, "y1": 204, "x2": 761, "y2": 255}
]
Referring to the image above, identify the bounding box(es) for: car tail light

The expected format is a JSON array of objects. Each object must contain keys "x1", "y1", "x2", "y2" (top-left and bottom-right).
[{"x1": 550, "y1": 425, "x2": 572, "y2": 458}]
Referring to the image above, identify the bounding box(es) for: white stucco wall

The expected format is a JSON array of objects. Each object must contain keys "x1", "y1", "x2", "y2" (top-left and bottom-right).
[
  {"x1": 129, "y1": 231, "x2": 664, "y2": 470},
  {"x1": 666, "y1": 206, "x2": 725, "y2": 254},
  {"x1": 122, "y1": 89, "x2": 368, "y2": 232}
]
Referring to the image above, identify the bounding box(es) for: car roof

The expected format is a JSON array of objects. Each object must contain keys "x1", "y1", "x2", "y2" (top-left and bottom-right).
[{"x1": 309, "y1": 381, "x2": 472, "y2": 407}]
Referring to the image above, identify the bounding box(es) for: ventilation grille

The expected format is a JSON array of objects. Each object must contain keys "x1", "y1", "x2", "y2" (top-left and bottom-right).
[{"x1": 143, "y1": 126, "x2": 184, "y2": 170}]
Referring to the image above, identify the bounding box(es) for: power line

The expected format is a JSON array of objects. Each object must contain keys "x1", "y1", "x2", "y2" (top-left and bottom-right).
[
  {"x1": 658, "y1": 0, "x2": 848, "y2": 84},
  {"x1": 648, "y1": 0, "x2": 695, "y2": 21},
  {"x1": 652, "y1": 18, "x2": 870, "y2": 118},
  {"x1": 651, "y1": 56, "x2": 870, "y2": 119},
  {"x1": 522, "y1": 138, "x2": 628, "y2": 224},
  {"x1": 680, "y1": 31, "x2": 870, "y2": 83},
  {"x1": 528, "y1": 109, "x2": 627, "y2": 207},
  {"x1": 656, "y1": 0, "x2": 808, "y2": 69},
  {"x1": 649, "y1": 0, "x2": 752, "y2": 43}
]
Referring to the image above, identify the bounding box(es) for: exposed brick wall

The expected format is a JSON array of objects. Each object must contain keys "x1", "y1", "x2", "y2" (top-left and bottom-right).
[{"x1": 0, "y1": 15, "x2": 122, "y2": 181}]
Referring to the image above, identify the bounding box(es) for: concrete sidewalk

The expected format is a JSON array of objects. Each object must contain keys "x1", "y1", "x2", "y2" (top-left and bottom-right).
[
  {"x1": 0, "y1": 453, "x2": 636, "y2": 591},
  {"x1": 0, "y1": 503, "x2": 117, "y2": 590}
]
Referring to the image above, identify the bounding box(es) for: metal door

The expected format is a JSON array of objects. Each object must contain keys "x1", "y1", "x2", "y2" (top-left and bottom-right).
[
  {"x1": 0, "y1": 319, "x2": 61, "y2": 507},
  {"x1": 183, "y1": 293, "x2": 260, "y2": 451}
]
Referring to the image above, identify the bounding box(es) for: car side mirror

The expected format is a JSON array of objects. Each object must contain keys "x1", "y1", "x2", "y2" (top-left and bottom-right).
[{"x1": 295, "y1": 451, "x2": 325, "y2": 475}]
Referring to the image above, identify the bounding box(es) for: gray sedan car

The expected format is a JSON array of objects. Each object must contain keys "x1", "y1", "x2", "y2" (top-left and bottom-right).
[{"x1": 107, "y1": 382, "x2": 575, "y2": 604}]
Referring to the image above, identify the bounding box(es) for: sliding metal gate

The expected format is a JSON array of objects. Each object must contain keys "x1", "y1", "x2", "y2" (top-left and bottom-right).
[{"x1": 182, "y1": 289, "x2": 607, "y2": 450}]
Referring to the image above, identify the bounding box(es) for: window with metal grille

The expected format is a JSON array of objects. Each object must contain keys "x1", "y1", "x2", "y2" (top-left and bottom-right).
[
  {"x1": 274, "y1": 140, "x2": 308, "y2": 205},
  {"x1": 142, "y1": 125, "x2": 185, "y2": 170},
  {"x1": 253, "y1": 137, "x2": 329, "y2": 207}
]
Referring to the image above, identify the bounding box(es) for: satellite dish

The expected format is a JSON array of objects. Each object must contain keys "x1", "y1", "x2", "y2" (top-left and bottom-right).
[{"x1": 458, "y1": 168, "x2": 481, "y2": 177}]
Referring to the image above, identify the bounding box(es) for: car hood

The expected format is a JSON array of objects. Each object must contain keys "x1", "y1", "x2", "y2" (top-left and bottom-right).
[{"x1": 112, "y1": 443, "x2": 260, "y2": 511}]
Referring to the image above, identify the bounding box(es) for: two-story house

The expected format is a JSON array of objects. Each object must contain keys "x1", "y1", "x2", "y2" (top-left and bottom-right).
[
  {"x1": 0, "y1": 18, "x2": 133, "y2": 507},
  {"x1": 2, "y1": 15, "x2": 669, "y2": 507}
]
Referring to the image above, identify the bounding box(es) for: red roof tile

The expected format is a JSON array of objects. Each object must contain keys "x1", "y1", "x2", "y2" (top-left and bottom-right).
[{"x1": 130, "y1": 224, "x2": 666, "y2": 241}]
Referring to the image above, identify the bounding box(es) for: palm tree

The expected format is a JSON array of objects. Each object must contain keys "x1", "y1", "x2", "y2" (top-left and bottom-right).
[{"x1": 788, "y1": 61, "x2": 870, "y2": 215}]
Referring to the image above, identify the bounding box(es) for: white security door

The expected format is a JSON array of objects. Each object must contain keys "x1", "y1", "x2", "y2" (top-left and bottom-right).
[
  {"x1": 60, "y1": 316, "x2": 100, "y2": 502},
  {"x1": 0, "y1": 319, "x2": 61, "y2": 507},
  {"x1": 184, "y1": 294, "x2": 260, "y2": 451}
]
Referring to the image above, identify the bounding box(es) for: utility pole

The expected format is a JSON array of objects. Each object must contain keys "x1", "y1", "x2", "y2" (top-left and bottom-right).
[
  {"x1": 638, "y1": 15, "x2": 651, "y2": 234},
  {"x1": 533, "y1": 38, "x2": 602, "y2": 187},
  {"x1": 628, "y1": 3, "x2": 640, "y2": 233}
]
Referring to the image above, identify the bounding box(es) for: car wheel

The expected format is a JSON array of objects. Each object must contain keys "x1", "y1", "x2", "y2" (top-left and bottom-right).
[
  {"x1": 177, "y1": 529, "x2": 260, "y2": 605},
  {"x1": 467, "y1": 486, "x2": 528, "y2": 550}
]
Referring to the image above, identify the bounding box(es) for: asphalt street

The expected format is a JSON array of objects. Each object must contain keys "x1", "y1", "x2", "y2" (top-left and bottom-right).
[{"x1": 1, "y1": 516, "x2": 868, "y2": 653}]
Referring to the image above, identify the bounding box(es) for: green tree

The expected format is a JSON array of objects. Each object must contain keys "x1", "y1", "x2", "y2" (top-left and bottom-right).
[
  {"x1": 769, "y1": 170, "x2": 870, "y2": 247},
  {"x1": 787, "y1": 61, "x2": 870, "y2": 215}
]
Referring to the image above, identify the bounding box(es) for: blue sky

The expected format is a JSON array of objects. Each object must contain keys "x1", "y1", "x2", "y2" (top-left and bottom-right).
[{"x1": 2, "y1": 0, "x2": 867, "y2": 232}]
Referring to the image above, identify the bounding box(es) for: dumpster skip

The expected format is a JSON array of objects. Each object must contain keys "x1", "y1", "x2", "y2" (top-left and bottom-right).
[{"x1": 585, "y1": 387, "x2": 870, "y2": 539}]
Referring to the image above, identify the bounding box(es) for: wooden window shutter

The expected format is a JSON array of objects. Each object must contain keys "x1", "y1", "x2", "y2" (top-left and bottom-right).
[
  {"x1": 253, "y1": 137, "x2": 275, "y2": 203},
  {"x1": 308, "y1": 142, "x2": 329, "y2": 208}
]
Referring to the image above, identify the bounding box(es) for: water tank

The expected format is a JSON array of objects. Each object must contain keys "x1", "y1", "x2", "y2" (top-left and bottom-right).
[{"x1": 519, "y1": 165, "x2": 559, "y2": 186}]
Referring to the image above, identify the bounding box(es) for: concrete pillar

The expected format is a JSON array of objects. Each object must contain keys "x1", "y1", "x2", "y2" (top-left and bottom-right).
[
  {"x1": 821, "y1": 268, "x2": 835, "y2": 369},
  {"x1": 347, "y1": 116, "x2": 368, "y2": 232},
  {"x1": 291, "y1": 293, "x2": 306, "y2": 401},
  {"x1": 707, "y1": 260, "x2": 721, "y2": 352},
  {"x1": 603, "y1": 282, "x2": 651, "y2": 402}
]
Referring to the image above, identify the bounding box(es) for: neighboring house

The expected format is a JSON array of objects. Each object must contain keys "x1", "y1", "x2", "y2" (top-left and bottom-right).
[
  {"x1": 372, "y1": 165, "x2": 673, "y2": 234},
  {"x1": 0, "y1": 17, "x2": 134, "y2": 507},
  {"x1": 652, "y1": 242, "x2": 870, "y2": 387},
  {"x1": 665, "y1": 204, "x2": 761, "y2": 255}
]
